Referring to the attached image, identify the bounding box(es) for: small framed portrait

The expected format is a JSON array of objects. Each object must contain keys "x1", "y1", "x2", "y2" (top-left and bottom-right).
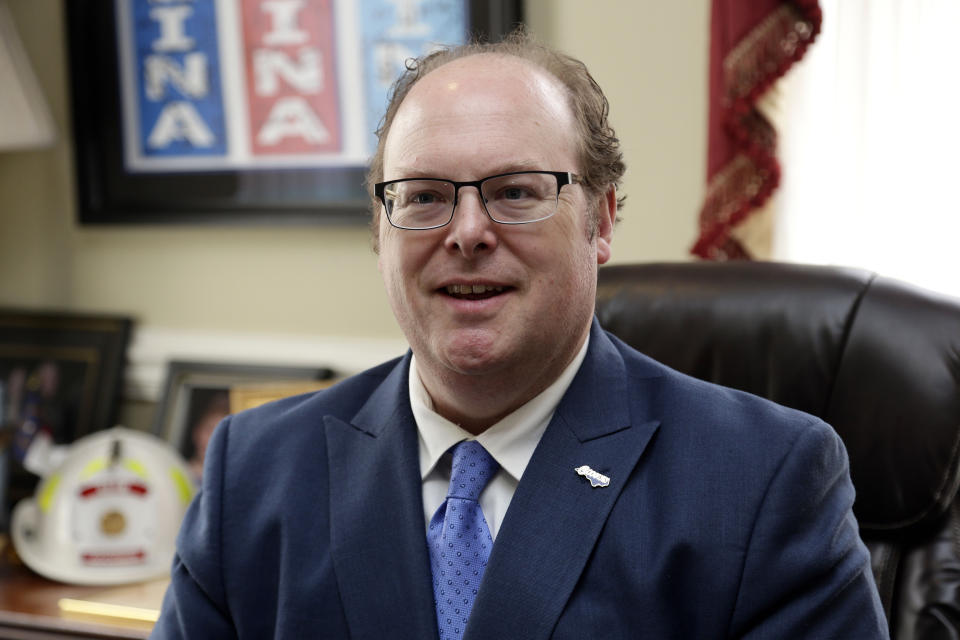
[
  {"x1": 0, "y1": 309, "x2": 132, "y2": 515},
  {"x1": 152, "y1": 361, "x2": 334, "y2": 480}
]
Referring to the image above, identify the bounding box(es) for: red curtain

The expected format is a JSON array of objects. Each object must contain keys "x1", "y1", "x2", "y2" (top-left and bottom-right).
[{"x1": 692, "y1": 0, "x2": 822, "y2": 260}]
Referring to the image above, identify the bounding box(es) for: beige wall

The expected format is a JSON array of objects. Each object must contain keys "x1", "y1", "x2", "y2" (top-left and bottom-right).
[{"x1": 0, "y1": 0, "x2": 708, "y2": 342}]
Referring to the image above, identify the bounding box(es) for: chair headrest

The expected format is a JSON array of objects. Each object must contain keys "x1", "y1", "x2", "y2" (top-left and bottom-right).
[{"x1": 596, "y1": 262, "x2": 960, "y2": 534}]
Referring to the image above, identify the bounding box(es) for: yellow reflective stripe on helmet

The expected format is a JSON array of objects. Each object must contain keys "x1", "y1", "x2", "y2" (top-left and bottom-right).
[
  {"x1": 170, "y1": 467, "x2": 195, "y2": 505},
  {"x1": 123, "y1": 459, "x2": 149, "y2": 480},
  {"x1": 81, "y1": 458, "x2": 108, "y2": 480},
  {"x1": 38, "y1": 474, "x2": 61, "y2": 513}
]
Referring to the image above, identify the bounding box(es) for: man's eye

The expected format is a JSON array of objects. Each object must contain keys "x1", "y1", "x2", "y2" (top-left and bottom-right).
[
  {"x1": 410, "y1": 192, "x2": 440, "y2": 205},
  {"x1": 500, "y1": 186, "x2": 533, "y2": 200}
]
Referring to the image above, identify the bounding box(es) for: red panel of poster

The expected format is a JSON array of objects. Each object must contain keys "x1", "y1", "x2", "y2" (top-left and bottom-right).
[{"x1": 241, "y1": 0, "x2": 341, "y2": 155}]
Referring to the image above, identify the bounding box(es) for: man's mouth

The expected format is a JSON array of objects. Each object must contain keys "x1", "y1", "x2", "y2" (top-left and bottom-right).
[{"x1": 442, "y1": 284, "x2": 508, "y2": 300}]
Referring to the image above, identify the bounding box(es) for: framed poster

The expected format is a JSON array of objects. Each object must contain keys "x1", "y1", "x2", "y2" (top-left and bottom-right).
[{"x1": 65, "y1": 0, "x2": 523, "y2": 225}]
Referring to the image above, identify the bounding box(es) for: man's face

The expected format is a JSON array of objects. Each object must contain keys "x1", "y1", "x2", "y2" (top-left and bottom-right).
[{"x1": 378, "y1": 54, "x2": 614, "y2": 396}]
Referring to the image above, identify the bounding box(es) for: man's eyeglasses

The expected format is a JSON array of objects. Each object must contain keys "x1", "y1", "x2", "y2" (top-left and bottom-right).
[{"x1": 374, "y1": 171, "x2": 582, "y2": 230}]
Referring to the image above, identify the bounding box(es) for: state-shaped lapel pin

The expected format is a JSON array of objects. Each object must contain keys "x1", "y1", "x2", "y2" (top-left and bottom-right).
[{"x1": 575, "y1": 465, "x2": 610, "y2": 488}]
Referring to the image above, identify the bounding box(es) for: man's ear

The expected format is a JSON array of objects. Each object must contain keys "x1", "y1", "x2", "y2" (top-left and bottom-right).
[
  {"x1": 596, "y1": 186, "x2": 617, "y2": 265},
  {"x1": 371, "y1": 203, "x2": 384, "y2": 255}
]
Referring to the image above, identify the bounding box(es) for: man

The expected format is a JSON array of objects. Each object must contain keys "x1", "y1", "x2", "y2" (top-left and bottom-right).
[{"x1": 153, "y1": 33, "x2": 888, "y2": 639}]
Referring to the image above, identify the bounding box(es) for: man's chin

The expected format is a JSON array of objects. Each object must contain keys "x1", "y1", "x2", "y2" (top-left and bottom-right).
[{"x1": 431, "y1": 331, "x2": 513, "y2": 377}]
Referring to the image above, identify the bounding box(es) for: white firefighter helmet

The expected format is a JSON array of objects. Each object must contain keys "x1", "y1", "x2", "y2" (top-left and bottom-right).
[{"x1": 11, "y1": 427, "x2": 196, "y2": 585}]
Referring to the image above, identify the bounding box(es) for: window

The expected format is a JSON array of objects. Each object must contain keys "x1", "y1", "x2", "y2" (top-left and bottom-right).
[{"x1": 771, "y1": 0, "x2": 960, "y2": 297}]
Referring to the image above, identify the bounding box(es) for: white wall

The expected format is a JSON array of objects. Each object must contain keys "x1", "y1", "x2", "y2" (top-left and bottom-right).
[
  {"x1": 0, "y1": 0, "x2": 709, "y2": 405},
  {"x1": 526, "y1": 1, "x2": 709, "y2": 264}
]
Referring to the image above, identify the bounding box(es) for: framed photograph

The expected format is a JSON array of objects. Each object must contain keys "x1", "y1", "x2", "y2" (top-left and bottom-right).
[
  {"x1": 0, "y1": 309, "x2": 132, "y2": 514},
  {"x1": 66, "y1": 0, "x2": 523, "y2": 225},
  {"x1": 229, "y1": 379, "x2": 336, "y2": 413},
  {"x1": 152, "y1": 361, "x2": 334, "y2": 478}
]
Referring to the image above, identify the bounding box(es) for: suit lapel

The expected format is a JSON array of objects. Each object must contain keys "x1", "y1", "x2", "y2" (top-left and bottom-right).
[
  {"x1": 466, "y1": 321, "x2": 661, "y2": 640},
  {"x1": 325, "y1": 355, "x2": 438, "y2": 640}
]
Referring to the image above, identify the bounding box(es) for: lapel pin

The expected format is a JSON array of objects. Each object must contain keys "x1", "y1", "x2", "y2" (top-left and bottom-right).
[{"x1": 575, "y1": 465, "x2": 610, "y2": 488}]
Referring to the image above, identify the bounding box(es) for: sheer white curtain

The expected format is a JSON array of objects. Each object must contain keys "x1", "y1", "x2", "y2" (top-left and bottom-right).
[{"x1": 771, "y1": 0, "x2": 960, "y2": 297}]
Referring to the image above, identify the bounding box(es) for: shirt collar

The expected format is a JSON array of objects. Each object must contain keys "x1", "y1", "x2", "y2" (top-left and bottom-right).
[{"x1": 411, "y1": 335, "x2": 590, "y2": 483}]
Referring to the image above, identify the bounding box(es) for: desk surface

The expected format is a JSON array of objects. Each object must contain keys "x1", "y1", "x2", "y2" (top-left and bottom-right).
[{"x1": 0, "y1": 552, "x2": 154, "y2": 639}]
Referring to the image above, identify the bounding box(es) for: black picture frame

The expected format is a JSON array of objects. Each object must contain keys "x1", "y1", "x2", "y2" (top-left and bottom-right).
[
  {"x1": 65, "y1": 1, "x2": 523, "y2": 225},
  {"x1": 152, "y1": 360, "x2": 334, "y2": 476},
  {"x1": 0, "y1": 309, "x2": 132, "y2": 518}
]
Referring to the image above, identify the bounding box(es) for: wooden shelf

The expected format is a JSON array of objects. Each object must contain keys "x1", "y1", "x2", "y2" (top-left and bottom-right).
[{"x1": 0, "y1": 550, "x2": 155, "y2": 639}]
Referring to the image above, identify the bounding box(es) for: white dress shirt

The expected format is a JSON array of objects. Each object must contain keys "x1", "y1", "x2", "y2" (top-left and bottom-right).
[{"x1": 410, "y1": 336, "x2": 589, "y2": 540}]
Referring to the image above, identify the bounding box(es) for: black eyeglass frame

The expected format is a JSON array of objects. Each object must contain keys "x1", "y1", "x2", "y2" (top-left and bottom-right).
[{"x1": 374, "y1": 170, "x2": 582, "y2": 230}]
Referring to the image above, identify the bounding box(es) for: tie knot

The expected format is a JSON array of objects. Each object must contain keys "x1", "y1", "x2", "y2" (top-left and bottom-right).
[{"x1": 447, "y1": 440, "x2": 499, "y2": 501}]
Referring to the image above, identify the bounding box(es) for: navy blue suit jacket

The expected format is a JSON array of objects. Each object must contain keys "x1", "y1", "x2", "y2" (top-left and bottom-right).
[{"x1": 153, "y1": 319, "x2": 888, "y2": 639}]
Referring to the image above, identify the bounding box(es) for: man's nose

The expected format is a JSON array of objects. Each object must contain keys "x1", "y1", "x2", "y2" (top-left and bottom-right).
[{"x1": 443, "y1": 187, "x2": 499, "y2": 257}]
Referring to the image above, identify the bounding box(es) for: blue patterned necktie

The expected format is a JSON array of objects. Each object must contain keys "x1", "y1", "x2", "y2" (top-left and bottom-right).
[{"x1": 427, "y1": 440, "x2": 500, "y2": 639}]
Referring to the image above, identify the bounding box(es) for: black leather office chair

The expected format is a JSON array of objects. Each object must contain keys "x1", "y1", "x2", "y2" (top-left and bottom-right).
[{"x1": 595, "y1": 261, "x2": 960, "y2": 640}]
